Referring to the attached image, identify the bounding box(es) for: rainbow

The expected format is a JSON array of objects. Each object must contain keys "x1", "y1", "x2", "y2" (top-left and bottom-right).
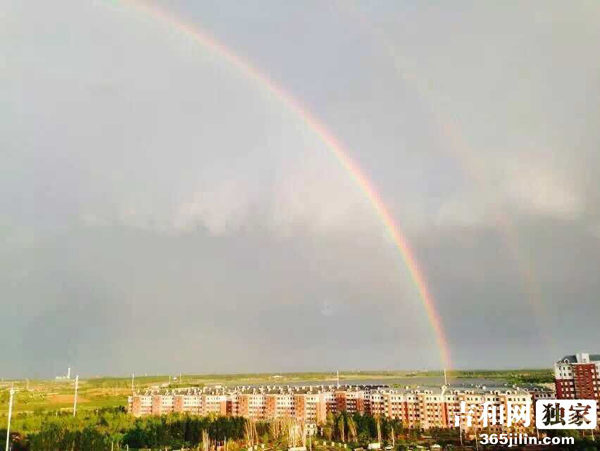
[
  {"x1": 336, "y1": 0, "x2": 553, "y2": 356},
  {"x1": 112, "y1": 0, "x2": 452, "y2": 370}
]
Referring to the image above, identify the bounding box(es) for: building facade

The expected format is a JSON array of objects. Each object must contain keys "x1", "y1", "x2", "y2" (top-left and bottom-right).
[
  {"x1": 555, "y1": 352, "x2": 600, "y2": 400},
  {"x1": 129, "y1": 384, "x2": 542, "y2": 432},
  {"x1": 554, "y1": 352, "x2": 600, "y2": 426}
]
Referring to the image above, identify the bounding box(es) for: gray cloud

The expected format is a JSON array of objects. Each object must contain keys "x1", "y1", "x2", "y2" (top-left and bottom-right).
[{"x1": 1, "y1": 0, "x2": 599, "y2": 377}]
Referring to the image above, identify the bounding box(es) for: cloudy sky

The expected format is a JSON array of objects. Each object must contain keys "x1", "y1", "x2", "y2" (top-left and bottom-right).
[{"x1": 2, "y1": 0, "x2": 599, "y2": 378}]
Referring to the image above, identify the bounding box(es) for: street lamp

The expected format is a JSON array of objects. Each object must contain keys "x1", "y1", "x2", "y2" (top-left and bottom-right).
[{"x1": 5, "y1": 387, "x2": 15, "y2": 451}]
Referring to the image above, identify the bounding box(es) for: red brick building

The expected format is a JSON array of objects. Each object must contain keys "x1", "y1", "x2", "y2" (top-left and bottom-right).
[
  {"x1": 554, "y1": 352, "x2": 600, "y2": 400},
  {"x1": 554, "y1": 352, "x2": 600, "y2": 427}
]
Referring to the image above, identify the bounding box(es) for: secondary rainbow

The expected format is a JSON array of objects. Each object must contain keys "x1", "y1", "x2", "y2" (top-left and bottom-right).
[
  {"x1": 337, "y1": 1, "x2": 553, "y2": 355},
  {"x1": 114, "y1": 0, "x2": 452, "y2": 371}
]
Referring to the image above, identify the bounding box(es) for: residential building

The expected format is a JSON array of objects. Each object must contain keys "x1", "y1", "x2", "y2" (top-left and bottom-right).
[
  {"x1": 555, "y1": 352, "x2": 600, "y2": 400},
  {"x1": 554, "y1": 352, "x2": 600, "y2": 427},
  {"x1": 128, "y1": 383, "x2": 547, "y2": 433}
]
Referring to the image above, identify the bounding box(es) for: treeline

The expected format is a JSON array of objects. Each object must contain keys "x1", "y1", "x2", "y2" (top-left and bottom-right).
[
  {"x1": 1, "y1": 408, "x2": 410, "y2": 451},
  {"x1": 455, "y1": 369, "x2": 554, "y2": 384},
  {"x1": 123, "y1": 415, "x2": 250, "y2": 449},
  {"x1": 5, "y1": 409, "x2": 599, "y2": 451},
  {"x1": 2, "y1": 409, "x2": 272, "y2": 451},
  {"x1": 120, "y1": 412, "x2": 408, "y2": 449},
  {"x1": 507, "y1": 373, "x2": 555, "y2": 384},
  {"x1": 1, "y1": 408, "x2": 132, "y2": 451}
]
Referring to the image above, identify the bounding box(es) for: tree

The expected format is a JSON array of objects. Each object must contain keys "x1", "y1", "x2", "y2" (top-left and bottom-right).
[
  {"x1": 346, "y1": 416, "x2": 357, "y2": 443},
  {"x1": 337, "y1": 415, "x2": 346, "y2": 442}
]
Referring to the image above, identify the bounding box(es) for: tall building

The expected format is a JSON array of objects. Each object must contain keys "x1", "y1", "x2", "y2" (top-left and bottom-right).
[
  {"x1": 554, "y1": 352, "x2": 600, "y2": 428},
  {"x1": 554, "y1": 352, "x2": 600, "y2": 400}
]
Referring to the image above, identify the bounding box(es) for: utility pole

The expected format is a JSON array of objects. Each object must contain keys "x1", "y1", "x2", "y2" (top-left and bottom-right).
[
  {"x1": 5, "y1": 386, "x2": 14, "y2": 451},
  {"x1": 443, "y1": 368, "x2": 448, "y2": 386},
  {"x1": 73, "y1": 375, "x2": 79, "y2": 416}
]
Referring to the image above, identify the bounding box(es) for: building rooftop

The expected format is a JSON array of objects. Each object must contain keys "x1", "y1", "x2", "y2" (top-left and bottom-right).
[
  {"x1": 557, "y1": 353, "x2": 600, "y2": 364},
  {"x1": 135, "y1": 383, "x2": 550, "y2": 397}
]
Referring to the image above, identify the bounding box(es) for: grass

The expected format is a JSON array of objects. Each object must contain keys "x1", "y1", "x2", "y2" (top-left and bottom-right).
[{"x1": 0, "y1": 379, "x2": 128, "y2": 415}]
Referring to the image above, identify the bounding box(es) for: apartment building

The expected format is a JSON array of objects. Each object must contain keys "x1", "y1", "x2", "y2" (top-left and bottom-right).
[
  {"x1": 151, "y1": 394, "x2": 174, "y2": 415},
  {"x1": 362, "y1": 387, "x2": 533, "y2": 432},
  {"x1": 239, "y1": 392, "x2": 267, "y2": 419},
  {"x1": 554, "y1": 352, "x2": 600, "y2": 426},
  {"x1": 555, "y1": 352, "x2": 600, "y2": 400},
  {"x1": 129, "y1": 385, "x2": 373, "y2": 421},
  {"x1": 371, "y1": 391, "x2": 421, "y2": 428},
  {"x1": 294, "y1": 392, "x2": 325, "y2": 424},
  {"x1": 323, "y1": 390, "x2": 336, "y2": 414},
  {"x1": 203, "y1": 393, "x2": 228, "y2": 415},
  {"x1": 130, "y1": 394, "x2": 153, "y2": 416},
  {"x1": 174, "y1": 392, "x2": 202, "y2": 414},
  {"x1": 335, "y1": 389, "x2": 366, "y2": 414},
  {"x1": 227, "y1": 392, "x2": 240, "y2": 416},
  {"x1": 455, "y1": 389, "x2": 532, "y2": 432},
  {"x1": 129, "y1": 389, "x2": 228, "y2": 417},
  {"x1": 418, "y1": 391, "x2": 447, "y2": 429},
  {"x1": 368, "y1": 391, "x2": 385, "y2": 417},
  {"x1": 265, "y1": 392, "x2": 295, "y2": 419},
  {"x1": 128, "y1": 383, "x2": 544, "y2": 432}
]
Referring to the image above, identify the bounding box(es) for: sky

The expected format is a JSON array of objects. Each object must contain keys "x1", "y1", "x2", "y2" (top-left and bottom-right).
[{"x1": 1, "y1": 0, "x2": 599, "y2": 378}]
